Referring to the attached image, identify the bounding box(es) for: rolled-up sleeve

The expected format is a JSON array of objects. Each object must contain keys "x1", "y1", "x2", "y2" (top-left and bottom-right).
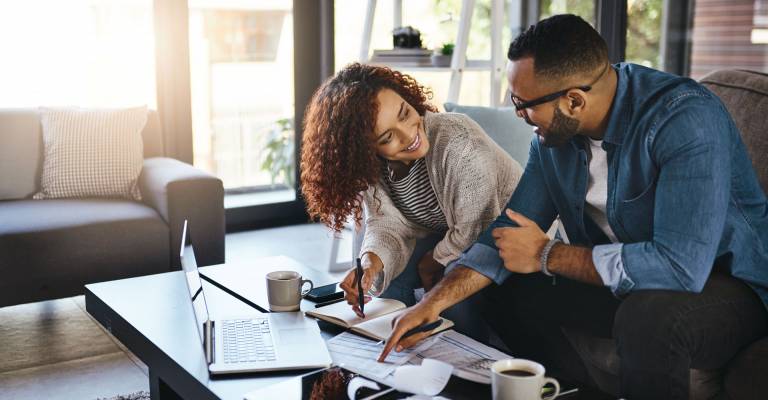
[
  {"x1": 592, "y1": 243, "x2": 635, "y2": 295},
  {"x1": 457, "y1": 242, "x2": 510, "y2": 284}
]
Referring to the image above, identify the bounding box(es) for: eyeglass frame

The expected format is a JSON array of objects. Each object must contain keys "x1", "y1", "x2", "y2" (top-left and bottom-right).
[{"x1": 509, "y1": 63, "x2": 610, "y2": 124}]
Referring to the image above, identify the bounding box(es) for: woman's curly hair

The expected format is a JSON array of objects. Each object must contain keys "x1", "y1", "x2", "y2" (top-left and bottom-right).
[{"x1": 301, "y1": 63, "x2": 437, "y2": 232}]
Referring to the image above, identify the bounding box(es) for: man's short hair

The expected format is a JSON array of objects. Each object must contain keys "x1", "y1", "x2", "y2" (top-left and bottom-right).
[{"x1": 508, "y1": 14, "x2": 608, "y2": 81}]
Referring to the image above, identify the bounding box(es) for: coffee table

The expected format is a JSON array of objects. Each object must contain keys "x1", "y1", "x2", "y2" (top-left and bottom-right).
[{"x1": 85, "y1": 256, "x2": 613, "y2": 399}]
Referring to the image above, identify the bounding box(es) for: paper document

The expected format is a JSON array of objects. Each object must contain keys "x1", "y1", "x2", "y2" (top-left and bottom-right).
[
  {"x1": 408, "y1": 330, "x2": 512, "y2": 384},
  {"x1": 326, "y1": 331, "x2": 415, "y2": 380},
  {"x1": 392, "y1": 359, "x2": 452, "y2": 396}
]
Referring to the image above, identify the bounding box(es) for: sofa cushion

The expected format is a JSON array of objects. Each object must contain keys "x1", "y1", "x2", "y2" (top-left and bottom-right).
[
  {"x1": 700, "y1": 70, "x2": 768, "y2": 193},
  {"x1": 0, "y1": 199, "x2": 170, "y2": 306},
  {"x1": 0, "y1": 109, "x2": 165, "y2": 201},
  {"x1": 443, "y1": 102, "x2": 533, "y2": 166},
  {"x1": 33, "y1": 107, "x2": 147, "y2": 200}
]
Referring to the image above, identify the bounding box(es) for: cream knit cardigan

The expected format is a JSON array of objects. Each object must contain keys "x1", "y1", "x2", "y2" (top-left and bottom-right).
[{"x1": 360, "y1": 111, "x2": 523, "y2": 293}]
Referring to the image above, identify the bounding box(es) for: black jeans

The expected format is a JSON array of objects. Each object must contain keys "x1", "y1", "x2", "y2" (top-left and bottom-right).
[{"x1": 484, "y1": 271, "x2": 768, "y2": 400}]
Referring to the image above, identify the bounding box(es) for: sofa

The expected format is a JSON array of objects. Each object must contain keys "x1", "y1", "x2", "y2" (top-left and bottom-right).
[
  {"x1": 446, "y1": 69, "x2": 768, "y2": 399},
  {"x1": 0, "y1": 109, "x2": 225, "y2": 307}
]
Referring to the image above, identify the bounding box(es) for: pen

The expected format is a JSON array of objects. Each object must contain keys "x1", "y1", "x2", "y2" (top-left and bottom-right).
[
  {"x1": 377, "y1": 319, "x2": 443, "y2": 345},
  {"x1": 401, "y1": 319, "x2": 442, "y2": 340},
  {"x1": 314, "y1": 297, "x2": 345, "y2": 308},
  {"x1": 356, "y1": 258, "x2": 365, "y2": 318}
]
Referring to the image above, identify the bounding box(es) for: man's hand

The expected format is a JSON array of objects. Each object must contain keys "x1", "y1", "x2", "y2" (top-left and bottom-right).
[
  {"x1": 416, "y1": 250, "x2": 444, "y2": 292},
  {"x1": 339, "y1": 253, "x2": 383, "y2": 318},
  {"x1": 492, "y1": 209, "x2": 549, "y2": 274},
  {"x1": 378, "y1": 302, "x2": 439, "y2": 362}
]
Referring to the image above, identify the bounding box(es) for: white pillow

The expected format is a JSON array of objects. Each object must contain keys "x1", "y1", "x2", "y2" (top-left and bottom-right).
[{"x1": 33, "y1": 107, "x2": 148, "y2": 200}]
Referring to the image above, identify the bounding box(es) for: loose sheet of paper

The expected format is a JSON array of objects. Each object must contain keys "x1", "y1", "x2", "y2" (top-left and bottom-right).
[
  {"x1": 391, "y1": 359, "x2": 452, "y2": 396},
  {"x1": 407, "y1": 330, "x2": 512, "y2": 384},
  {"x1": 326, "y1": 331, "x2": 414, "y2": 380}
]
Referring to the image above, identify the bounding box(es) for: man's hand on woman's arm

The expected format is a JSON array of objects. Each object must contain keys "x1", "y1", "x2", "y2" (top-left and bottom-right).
[
  {"x1": 339, "y1": 252, "x2": 383, "y2": 317},
  {"x1": 378, "y1": 265, "x2": 492, "y2": 361}
]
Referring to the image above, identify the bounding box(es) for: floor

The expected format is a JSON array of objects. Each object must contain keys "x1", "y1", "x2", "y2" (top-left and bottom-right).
[{"x1": 0, "y1": 223, "x2": 352, "y2": 400}]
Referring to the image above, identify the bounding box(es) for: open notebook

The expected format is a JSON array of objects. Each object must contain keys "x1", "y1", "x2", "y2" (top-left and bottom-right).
[{"x1": 305, "y1": 298, "x2": 453, "y2": 341}]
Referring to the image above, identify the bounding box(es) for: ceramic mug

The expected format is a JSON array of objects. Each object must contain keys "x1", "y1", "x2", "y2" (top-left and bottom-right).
[
  {"x1": 491, "y1": 359, "x2": 560, "y2": 400},
  {"x1": 265, "y1": 271, "x2": 313, "y2": 311}
]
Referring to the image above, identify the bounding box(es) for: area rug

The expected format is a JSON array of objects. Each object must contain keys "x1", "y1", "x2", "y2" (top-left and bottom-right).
[{"x1": 97, "y1": 390, "x2": 150, "y2": 400}]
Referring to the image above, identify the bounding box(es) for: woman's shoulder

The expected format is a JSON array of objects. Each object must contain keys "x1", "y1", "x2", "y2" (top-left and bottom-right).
[{"x1": 425, "y1": 111, "x2": 492, "y2": 153}]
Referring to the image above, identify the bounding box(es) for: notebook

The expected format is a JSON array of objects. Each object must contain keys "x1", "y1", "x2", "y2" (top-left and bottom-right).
[{"x1": 305, "y1": 298, "x2": 453, "y2": 341}]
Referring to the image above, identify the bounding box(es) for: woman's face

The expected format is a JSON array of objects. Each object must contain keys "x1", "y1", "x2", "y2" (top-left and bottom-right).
[{"x1": 372, "y1": 88, "x2": 429, "y2": 165}]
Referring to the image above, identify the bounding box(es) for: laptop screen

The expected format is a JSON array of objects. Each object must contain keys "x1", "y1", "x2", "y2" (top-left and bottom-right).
[{"x1": 179, "y1": 220, "x2": 211, "y2": 347}]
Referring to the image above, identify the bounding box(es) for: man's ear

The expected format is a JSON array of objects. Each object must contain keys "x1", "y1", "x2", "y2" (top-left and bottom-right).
[{"x1": 566, "y1": 91, "x2": 586, "y2": 115}]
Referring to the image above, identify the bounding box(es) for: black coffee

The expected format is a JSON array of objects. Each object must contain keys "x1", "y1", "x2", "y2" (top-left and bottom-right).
[{"x1": 500, "y1": 369, "x2": 535, "y2": 377}]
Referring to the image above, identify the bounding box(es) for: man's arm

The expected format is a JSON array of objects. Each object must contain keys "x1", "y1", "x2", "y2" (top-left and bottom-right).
[
  {"x1": 378, "y1": 266, "x2": 491, "y2": 361},
  {"x1": 493, "y1": 210, "x2": 603, "y2": 286}
]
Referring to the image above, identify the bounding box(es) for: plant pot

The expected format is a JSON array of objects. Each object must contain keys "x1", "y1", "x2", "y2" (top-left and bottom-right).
[{"x1": 430, "y1": 54, "x2": 452, "y2": 67}]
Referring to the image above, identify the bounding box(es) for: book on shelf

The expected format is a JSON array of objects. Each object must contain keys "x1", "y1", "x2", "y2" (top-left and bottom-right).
[
  {"x1": 305, "y1": 297, "x2": 453, "y2": 341},
  {"x1": 372, "y1": 48, "x2": 432, "y2": 57}
]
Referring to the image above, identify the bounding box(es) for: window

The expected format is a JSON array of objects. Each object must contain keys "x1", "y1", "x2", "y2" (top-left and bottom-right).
[
  {"x1": 188, "y1": 1, "x2": 296, "y2": 206},
  {"x1": 0, "y1": 0, "x2": 156, "y2": 108},
  {"x1": 689, "y1": 0, "x2": 768, "y2": 79},
  {"x1": 625, "y1": 0, "x2": 663, "y2": 69},
  {"x1": 539, "y1": 0, "x2": 596, "y2": 26}
]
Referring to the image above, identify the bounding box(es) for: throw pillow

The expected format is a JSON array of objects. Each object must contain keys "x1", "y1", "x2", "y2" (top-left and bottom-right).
[
  {"x1": 443, "y1": 102, "x2": 533, "y2": 166},
  {"x1": 33, "y1": 107, "x2": 147, "y2": 200}
]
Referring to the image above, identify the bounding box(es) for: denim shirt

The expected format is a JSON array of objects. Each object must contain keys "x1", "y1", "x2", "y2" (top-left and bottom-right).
[{"x1": 457, "y1": 63, "x2": 768, "y2": 308}]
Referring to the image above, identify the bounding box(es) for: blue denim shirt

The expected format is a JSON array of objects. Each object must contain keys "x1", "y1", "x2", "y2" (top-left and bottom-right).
[{"x1": 458, "y1": 63, "x2": 768, "y2": 308}]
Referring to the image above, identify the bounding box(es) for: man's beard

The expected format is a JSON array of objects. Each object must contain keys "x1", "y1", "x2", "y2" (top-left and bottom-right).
[{"x1": 538, "y1": 105, "x2": 579, "y2": 148}]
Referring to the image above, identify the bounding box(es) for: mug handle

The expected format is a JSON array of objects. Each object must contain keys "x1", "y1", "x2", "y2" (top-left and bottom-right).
[
  {"x1": 300, "y1": 279, "x2": 314, "y2": 297},
  {"x1": 541, "y1": 377, "x2": 560, "y2": 400}
]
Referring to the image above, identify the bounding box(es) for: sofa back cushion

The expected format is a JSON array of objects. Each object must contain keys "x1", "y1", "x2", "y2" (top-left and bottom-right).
[
  {"x1": 443, "y1": 102, "x2": 533, "y2": 166},
  {"x1": 700, "y1": 70, "x2": 768, "y2": 194},
  {"x1": 0, "y1": 108, "x2": 164, "y2": 200}
]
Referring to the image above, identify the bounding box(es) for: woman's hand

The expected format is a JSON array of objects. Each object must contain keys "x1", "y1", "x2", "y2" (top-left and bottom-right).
[
  {"x1": 417, "y1": 250, "x2": 444, "y2": 292},
  {"x1": 339, "y1": 253, "x2": 384, "y2": 318}
]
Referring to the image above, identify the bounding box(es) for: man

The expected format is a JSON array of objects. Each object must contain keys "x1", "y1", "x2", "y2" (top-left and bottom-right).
[{"x1": 377, "y1": 14, "x2": 768, "y2": 399}]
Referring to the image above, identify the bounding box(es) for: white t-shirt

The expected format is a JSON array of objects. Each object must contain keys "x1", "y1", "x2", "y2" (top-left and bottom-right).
[{"x1": 585, "y1": 138, "x2": 619, "y2": 243}]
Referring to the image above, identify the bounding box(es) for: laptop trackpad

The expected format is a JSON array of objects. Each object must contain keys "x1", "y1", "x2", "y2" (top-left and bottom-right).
[{"x1": 278, "y1": 329, "x2": 310, "y2": 345}]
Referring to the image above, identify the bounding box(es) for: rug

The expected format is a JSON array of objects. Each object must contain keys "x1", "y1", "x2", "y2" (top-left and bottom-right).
[{"x1": 97, "y1": 390, "x2": 150, "y2": 400}]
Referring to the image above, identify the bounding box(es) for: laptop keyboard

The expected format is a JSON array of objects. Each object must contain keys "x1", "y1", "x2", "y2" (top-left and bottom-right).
[{"x1": 222, "y1": 318, "x2": 276, "y2": 364}]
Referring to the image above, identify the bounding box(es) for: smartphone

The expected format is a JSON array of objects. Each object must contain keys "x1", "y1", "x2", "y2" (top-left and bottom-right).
[{"x1": 305, "y1": 282, "x2": 343, "y2": 303}]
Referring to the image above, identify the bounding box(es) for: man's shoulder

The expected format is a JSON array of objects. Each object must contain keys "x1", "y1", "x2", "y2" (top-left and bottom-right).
[{"x1": 623, "y1": 63, "x2": 717, "y2": 110}]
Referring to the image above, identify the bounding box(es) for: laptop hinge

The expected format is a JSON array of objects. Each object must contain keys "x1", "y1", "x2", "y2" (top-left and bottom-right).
[{"x1": 204, "y1": 320, "x2": 215, "y2": 364}]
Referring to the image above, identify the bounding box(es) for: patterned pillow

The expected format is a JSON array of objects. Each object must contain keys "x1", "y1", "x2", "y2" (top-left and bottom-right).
[{"x1": 33, "y1": 107, "x2": 148, "y2": 200}]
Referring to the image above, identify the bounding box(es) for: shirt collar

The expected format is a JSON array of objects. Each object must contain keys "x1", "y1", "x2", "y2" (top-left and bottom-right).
[{"x1": 601, "y1": 63, "x2": 632, "y2": 146}]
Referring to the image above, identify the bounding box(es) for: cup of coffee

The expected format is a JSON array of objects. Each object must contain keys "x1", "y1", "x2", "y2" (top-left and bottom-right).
[
  {"x1": 266, "y1": 271, "x2": 314, "y2": 312},
  {"x1": 491, "y1": 359, "x2": 560, "y2": 400}
]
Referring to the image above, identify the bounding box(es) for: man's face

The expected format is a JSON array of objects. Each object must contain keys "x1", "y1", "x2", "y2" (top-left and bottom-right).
[{"x1": 507, "y1": 58, "x2": 581, "y2": 148}]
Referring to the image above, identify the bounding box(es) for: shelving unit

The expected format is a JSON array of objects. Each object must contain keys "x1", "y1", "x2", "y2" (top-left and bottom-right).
[{"x1": 359, "y1": 0, "x2": 506, "y2": 106}]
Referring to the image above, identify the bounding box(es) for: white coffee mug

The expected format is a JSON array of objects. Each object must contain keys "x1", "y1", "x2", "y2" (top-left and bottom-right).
[
  {"x1": 491, "y1": 359, "x2": 560, "y2": 400},
  {"x1": 266, "y1": 271, "x2": 313, "y2": 312}
]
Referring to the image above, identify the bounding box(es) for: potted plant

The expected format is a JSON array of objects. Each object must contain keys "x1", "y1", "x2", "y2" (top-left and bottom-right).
[{"x1": 431, "y1": 43, "x2": 454, "y2": 67}]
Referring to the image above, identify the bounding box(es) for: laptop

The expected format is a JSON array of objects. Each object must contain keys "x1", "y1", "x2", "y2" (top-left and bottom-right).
[{"x1": 179, "y1": 220, "x2": 332, "y2": 375}]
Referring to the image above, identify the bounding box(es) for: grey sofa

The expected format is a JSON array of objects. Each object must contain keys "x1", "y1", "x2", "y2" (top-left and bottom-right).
[
  {"x1": 447, "y1": 69, "x2": 768, "y2": 399},
  {"x1": 0, "y1": 109, "x2": 225, "y2": 307}
]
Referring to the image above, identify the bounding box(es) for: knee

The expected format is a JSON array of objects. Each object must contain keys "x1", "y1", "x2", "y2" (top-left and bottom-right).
[{"x1": 613, "y1": 291, "x2": 688, "y2": 356}]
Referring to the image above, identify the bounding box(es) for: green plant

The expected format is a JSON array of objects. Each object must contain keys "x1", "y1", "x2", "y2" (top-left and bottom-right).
[
  {"x1": 440, "y1": 43, "x2": 455, "y2": 56},
  {"x1": 260, "y1": 117, "x2": 295, "y2": 188}
]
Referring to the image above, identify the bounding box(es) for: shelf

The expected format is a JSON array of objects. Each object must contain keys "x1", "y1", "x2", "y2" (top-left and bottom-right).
[{"x1": 368, "y1": 59, "x2": 495, "y2": 71}]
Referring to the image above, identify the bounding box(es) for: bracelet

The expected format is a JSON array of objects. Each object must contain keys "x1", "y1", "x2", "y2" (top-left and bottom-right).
[{"x1": 540, "y1": 239, "x2": 562, "y2": 277}]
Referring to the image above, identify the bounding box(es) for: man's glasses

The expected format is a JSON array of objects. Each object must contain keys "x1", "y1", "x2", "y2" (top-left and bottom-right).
[{"x1": 509, "y1": 64, "x2": 608, "y2": 125}]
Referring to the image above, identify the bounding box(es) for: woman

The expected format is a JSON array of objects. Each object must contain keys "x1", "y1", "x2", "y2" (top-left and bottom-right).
[{"x1": 301, "y1": 63, "x2": 522, "y2": 330}]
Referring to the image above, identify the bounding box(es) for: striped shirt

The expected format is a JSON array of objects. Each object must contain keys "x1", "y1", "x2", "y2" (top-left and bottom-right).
[{"x1": 383, "y1": 158, "x2": 448, "y2": 232}]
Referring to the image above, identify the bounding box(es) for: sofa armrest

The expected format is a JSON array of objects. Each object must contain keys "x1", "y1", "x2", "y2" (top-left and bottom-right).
[{"x1": 139, "y1": 157, "x2": 225, "y2": 268}]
